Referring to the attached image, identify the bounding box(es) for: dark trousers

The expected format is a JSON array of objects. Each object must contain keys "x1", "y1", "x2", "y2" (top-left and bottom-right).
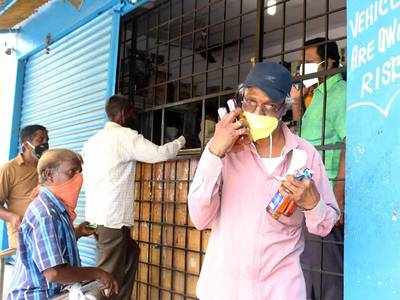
[
  {"x1": 92, "y1": 226, "x2": 140, "y2": 300},
  {"x1": 301, "y1": 226, "x2": 344, "y2": 300}
]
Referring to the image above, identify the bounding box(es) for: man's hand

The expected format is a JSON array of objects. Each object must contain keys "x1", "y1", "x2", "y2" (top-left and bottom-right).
[
  {"x1": 9, "y1": 213, "x2": 22, "y2": 232},
  {"x1": 208, "y1": 108, "x2": 249, "y2": 157},
  {"x1": 95, "y1": 268, "x2": 119, "y2": 298},
  {"x1": 290, "y1": 85, "x2": 302, "y2": 100},
  {"x1": 279, "y1": 175, "x2": 320, "y2": 210},
  {"x1": 75, "y1": 222, "x2": 96, "y2": 239}
]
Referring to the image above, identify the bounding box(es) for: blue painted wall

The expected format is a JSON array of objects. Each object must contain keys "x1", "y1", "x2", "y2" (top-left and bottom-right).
[{"x1": 346, "y1": 1, "x2": 400, "y2": 299}]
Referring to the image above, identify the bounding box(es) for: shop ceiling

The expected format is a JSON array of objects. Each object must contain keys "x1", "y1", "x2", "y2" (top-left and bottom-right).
[{"x1": 0, "y1": 0, "x2": 87, "y2": 30}]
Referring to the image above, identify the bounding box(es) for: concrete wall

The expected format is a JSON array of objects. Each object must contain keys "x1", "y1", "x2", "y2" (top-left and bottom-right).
[{"x1": 0, "y1": 33, "x2": 18, "y2": 164}]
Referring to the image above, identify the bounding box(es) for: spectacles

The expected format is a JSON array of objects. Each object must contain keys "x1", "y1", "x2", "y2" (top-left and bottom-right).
[{"x1": 240, "y1": 96, "x2": 281, "y2": 115}]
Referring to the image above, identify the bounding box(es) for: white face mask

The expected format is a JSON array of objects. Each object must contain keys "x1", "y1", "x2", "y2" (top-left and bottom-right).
[{"x1": 299, "y1": 61, "x2": 324, "y2": 88}]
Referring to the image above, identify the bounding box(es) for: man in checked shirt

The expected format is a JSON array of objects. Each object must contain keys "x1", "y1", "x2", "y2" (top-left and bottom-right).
[{"x1": 8, "y1": 149, "x2": 118, "y2": 299}]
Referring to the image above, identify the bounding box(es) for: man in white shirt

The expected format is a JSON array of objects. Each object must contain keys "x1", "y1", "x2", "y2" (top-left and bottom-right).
[{"x1": 83, "y1": 95, "x2": 185, "y2": 299}]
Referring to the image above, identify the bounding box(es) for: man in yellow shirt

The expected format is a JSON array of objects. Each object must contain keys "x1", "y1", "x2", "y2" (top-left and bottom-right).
[{"x1": 0, "y1": 125, "x2": 48, "y2": 248}]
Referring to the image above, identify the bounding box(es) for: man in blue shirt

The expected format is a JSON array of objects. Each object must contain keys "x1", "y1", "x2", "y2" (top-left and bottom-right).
[{"x1": 8, "y1": 149, "x2": 118, "y2": 299}]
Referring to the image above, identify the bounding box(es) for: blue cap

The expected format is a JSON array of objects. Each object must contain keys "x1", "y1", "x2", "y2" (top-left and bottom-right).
[{"x1": 243, "y1": 62, "x2": 292, "y2": 103}]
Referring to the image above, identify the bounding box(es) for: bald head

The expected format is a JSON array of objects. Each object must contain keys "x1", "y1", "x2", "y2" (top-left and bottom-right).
[{"x1": 37, "y1": 149, "x2": 82, "y2": 184}]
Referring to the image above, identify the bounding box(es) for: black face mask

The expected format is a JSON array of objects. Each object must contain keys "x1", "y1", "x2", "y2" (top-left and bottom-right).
[{"x1": 27, "y1": 142, "x2": 49, "y2": 159}]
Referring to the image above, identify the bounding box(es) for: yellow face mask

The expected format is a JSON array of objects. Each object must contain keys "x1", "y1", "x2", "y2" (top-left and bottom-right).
[{"x1": 243, "y1": 111, "x2": 279, "y2": 142}]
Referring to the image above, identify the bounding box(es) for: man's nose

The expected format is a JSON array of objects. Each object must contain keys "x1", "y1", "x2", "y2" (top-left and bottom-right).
[{"x1": 254, "y1": 106, "x2": 263, "y2": 115}]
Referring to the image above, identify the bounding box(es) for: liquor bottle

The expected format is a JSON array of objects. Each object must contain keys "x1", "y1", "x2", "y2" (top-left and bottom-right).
[{"x1": 266, "y1": 168, "x2": 313, "y2": 219}]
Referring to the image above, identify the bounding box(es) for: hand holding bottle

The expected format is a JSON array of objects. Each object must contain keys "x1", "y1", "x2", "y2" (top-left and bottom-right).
[{"x1": 278, "y1": 175, "x2": 320, "y2": 211}]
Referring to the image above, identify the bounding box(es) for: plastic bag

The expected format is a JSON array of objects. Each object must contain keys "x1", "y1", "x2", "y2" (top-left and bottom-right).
[{"x1": 68, "y1": 283, "x2": 97, "y2": 300}]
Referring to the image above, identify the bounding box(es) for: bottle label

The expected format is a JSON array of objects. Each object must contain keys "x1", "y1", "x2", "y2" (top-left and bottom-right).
[{"x1": 268, "y1": 192, "x2": 284, "y2": 212}]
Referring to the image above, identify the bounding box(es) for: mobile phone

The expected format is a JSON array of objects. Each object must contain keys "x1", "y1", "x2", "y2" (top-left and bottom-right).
[
  {"x1": 217, "y1": 107, "x2": 228, "y2": 120},
  {"x1": 217, "y1": 99, "x2": 237, "y2": 121},
  {"x1": 227, "y1": 99, "x2": 237, "y2": 112}
]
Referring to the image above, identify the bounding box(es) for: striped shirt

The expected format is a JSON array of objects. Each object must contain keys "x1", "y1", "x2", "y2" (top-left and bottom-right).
[{"x1": 7, "y1": 188, "x2": 81, "y2": 300}]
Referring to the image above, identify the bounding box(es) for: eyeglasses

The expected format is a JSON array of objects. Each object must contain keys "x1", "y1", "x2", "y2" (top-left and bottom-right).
[
  {"x1": 240, "y1": 96, "x2": 281, "y2": 115},
  {"x1": 235, "y1": 86, "x2": 285, "y2": 116}
]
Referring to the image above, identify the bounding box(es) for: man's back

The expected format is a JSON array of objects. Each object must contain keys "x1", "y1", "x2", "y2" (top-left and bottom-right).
[
  {"x1": 83, "y1": 121, "x2": 185, "y2": 228},
  {"x1": 83, "y1": 122, "x2": 138, "y2": 228}
]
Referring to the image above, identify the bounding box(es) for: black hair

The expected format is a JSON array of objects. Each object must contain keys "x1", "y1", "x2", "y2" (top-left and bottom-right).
[
  {"x1": 304, "y1": 38, "x2": 340, "y2": 68},
  {"x1": 105, "y1": 94, "x2": 134, "y2": 120},
  {"x1": 20, "y1": 125, "x2": 47, "y2": 144}
]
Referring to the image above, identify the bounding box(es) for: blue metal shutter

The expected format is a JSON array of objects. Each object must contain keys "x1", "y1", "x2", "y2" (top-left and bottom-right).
[{"x1": 19, "y1": 10, "x2": 116, "y2": 266}]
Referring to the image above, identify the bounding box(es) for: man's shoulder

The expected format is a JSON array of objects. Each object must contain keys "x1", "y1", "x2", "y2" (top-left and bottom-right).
[
  {"x1": 110, "y1": 125, "x2": 139, "y2": 137},
  {"x1": 0, "y1": 157, "x2": 20, "y2": 172},
  {"x1": 24, "y1": 192, "x2": 58, "y2": 224},
  {"x1": 331, "y1": 78, "x2": 347, "y2": 95},
  {"x1": 293, "y1": 134, "x2": 320, "y2": 155},
  {"x1": 0, "y1": 158, "x2": 23, "y2": 184},
  {"x1": 85, "y1": 124, "x2": 138, "y2": 145}
]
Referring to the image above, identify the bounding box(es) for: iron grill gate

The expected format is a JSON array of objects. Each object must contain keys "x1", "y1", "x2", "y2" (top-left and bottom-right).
[{"x1": 19, "y1": 9, "x2": 115, "y2": 267}]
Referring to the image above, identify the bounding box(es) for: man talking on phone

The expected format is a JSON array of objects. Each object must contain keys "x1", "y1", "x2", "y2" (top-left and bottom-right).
[{"x1": 188, "y1": 62, "x2": 339, "y2": 299}]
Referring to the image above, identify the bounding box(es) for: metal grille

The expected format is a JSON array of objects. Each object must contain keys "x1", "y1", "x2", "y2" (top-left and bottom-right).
[
  {"x1": 117, "y1": 0, "x2": 257, "y2": 151},
  {"x1": 133, "y1": 159, "x2": 202, "y2": 299},
  {"x1": 117, "y1": 0, "x2": 346, "y2": 299}
]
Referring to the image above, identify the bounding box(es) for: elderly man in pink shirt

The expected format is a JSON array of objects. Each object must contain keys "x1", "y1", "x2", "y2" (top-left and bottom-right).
[{"x1": 188, "y1": 62, "x2": 340, "y2": 300}]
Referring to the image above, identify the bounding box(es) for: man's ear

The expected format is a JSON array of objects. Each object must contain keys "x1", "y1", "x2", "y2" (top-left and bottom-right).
[
  {"x1": 326, "y1": 58, "x2": 336, "y2": 69},
  {"x1": 43, "y1": 169, "x2": 54, "y2": 184}
]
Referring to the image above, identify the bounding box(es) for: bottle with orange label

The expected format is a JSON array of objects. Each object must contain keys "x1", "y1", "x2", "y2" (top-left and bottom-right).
[{"x1": 266, "y1": 168, "x2": 313, "y2": 219}]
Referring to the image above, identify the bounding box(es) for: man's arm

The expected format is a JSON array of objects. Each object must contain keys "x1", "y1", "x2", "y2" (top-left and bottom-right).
[
  {"x1": 29, "y1": 216, "x2": 117, "y2": 296},
  {"x1": 123, "y1": 130, "x2": 186, "y2": 163},
  {"x1": 0, "y1": 165, "x2": 22, "y2": 232},
  {"x1": 0, "y1": 207, "x2": 21, "y2": 231},
  {"x1": 188, "y1": 147, "x2": 223, "y2": 230},
  {"x1": 43, "y1": 265, "x2": 118, "y2": 296},
  {"x1": 332, "y1": 83, "x2": 346, "y2": 226},
  {"x1": 188, "y1": 109, "x2": 248, "y2": 230},
  {"x1": 334, "y1": 145, "x2": 345, "y2": 226},
  {"x1": 303, "y1": 151, "x2": 340, "y2": 236}
]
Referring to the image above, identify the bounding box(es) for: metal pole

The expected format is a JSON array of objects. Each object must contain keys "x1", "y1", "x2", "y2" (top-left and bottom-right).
[{"x1": 255, "y1": 0, "x2": 265, "y2": 63}]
